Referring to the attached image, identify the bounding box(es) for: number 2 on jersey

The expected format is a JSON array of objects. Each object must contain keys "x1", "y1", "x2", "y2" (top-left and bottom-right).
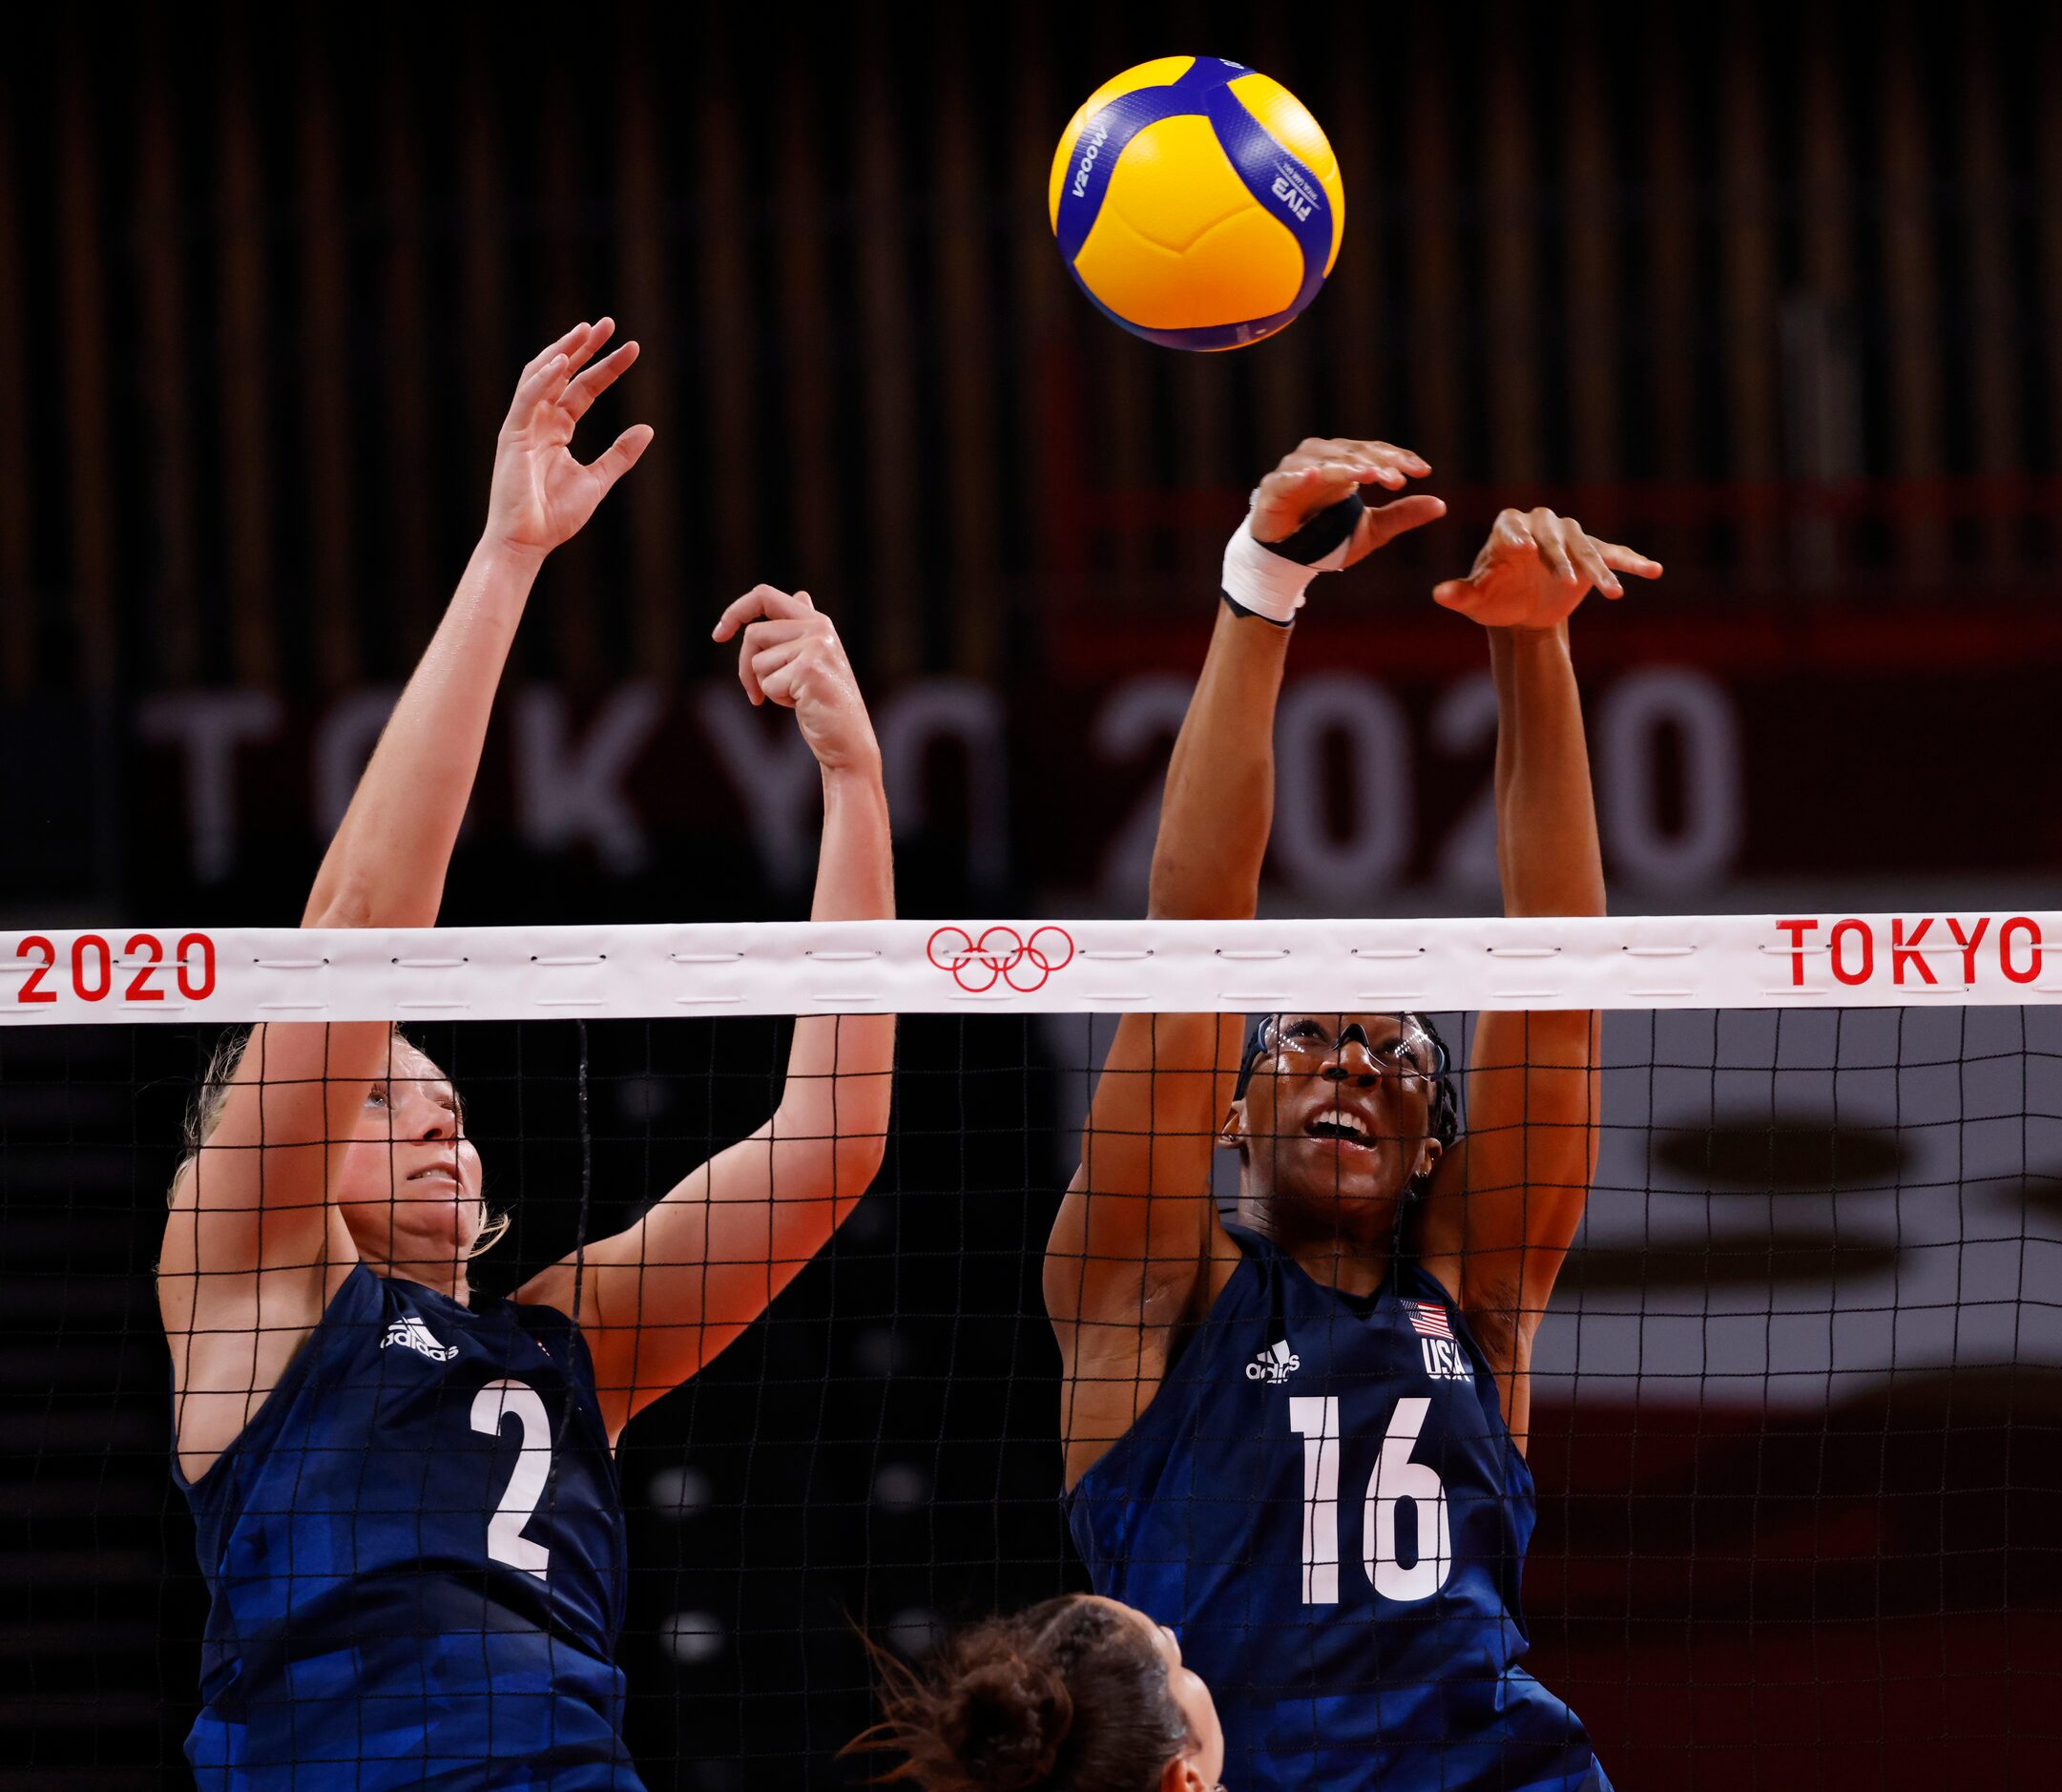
[
  {"x1": 1290, "y1": 1395, "x2": 1451, "y2": 1605},
  {"x1": 472, "y1": 1377, "x2": 552, "y2": 1580}
]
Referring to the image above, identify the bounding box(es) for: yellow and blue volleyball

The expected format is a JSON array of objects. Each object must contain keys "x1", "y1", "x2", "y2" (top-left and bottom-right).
[{"x1": 1049, "y1": 56, "x2": 1344, "y2": 352}]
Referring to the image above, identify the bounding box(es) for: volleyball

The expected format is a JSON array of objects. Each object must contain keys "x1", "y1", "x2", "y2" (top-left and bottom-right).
[{"x1": 1048, "y1": 55, "x2": 1344, "y2": 351}]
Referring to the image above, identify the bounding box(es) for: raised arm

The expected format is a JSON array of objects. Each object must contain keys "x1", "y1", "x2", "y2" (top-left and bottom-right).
[
  {"x1": 1046, "y1": 441, "x2": 1444, "y2": 1485},
  {"x1": 522, "y1": 588, "x2": 896, "y2": 1440},
  {"x1": 159, "y1": 323, "x2": 651, "y2": 1468},
  {"x1": 1415, "y1": 508, "x2": 1661, "y2": 1449}
]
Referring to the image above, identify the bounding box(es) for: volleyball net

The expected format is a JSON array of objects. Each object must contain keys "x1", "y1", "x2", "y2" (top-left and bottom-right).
[{"x1": 4, "y1": 912, "x2": 2061, "y2": 1789}]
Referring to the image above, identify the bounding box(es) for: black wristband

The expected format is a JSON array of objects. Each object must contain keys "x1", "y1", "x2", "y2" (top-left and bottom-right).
[
  {"x1": 1266, "y1": 489, "x2": 1366, "y2": 566},
  {"x1": 1222, "y1": 591, "x2": 1295, "y2": 627}
]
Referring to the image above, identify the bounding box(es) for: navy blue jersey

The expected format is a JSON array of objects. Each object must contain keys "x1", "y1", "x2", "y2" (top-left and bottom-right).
[
  {"x1": 176, "y1": 1262, "x2": 643, "y2": 1789},
  {"x1": 1066, "y1": 1225, "x2": 1608, "y2": 1792}
]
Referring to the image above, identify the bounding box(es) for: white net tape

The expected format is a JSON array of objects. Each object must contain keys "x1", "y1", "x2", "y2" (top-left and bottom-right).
[{"x1": 3, "y1": 910, "x2": 2056, "y2": 1022}]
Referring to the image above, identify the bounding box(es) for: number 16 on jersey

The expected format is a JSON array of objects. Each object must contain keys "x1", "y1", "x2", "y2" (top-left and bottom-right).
[{"x1": 1290, "y1": 1396, "x2": 1452, "y2": 1604}]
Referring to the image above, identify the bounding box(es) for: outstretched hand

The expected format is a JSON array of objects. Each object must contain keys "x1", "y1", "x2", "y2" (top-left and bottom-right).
[
  {"x1": 484, "y1": 320, "x2": 654, "y2": 560},
  {"x1": 1432, "y1": 508, "x2": 1661, "y2": 631},
  {"x1": 712, "y1": 586, "x2": 881, "y2": 776},
  {"x1": 1248, "y1": 437, "x2": 1446, "y2": 563}
]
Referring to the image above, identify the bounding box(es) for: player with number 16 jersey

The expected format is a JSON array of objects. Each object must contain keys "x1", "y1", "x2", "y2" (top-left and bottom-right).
[
  {"x1": 1068, "y1": 1219, "x2": 1576, "y2": 1788},
  {"x1": 1050, "y1": 440, "x2": 1662, "y2": 1788},
  {"x1": 160, "y1": 322, "x2": 897, "y2": 1787}
]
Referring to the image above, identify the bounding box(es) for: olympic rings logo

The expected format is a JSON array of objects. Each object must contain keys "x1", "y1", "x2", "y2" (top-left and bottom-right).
[{"x1": 927, "y1": 926, "x2": 1076, "y2": 993}]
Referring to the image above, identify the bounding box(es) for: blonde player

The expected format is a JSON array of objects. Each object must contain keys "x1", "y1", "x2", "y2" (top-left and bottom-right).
[{"x1": 160, "y1": 322, "x2": 895, "y2": 1788}]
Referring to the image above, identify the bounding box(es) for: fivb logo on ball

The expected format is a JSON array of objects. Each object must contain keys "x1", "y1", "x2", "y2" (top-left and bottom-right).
[{"x1": 1049, "y1": 55, "x2": 1343, "y2": 352}]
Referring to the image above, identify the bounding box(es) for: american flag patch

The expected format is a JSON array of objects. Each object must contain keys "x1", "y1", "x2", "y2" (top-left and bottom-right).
[{"x1": 1406, "y1": 1301, "x2": 1452, "y2": 1341}]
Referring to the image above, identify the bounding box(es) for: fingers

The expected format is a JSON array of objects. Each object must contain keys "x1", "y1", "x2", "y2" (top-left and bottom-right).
[
  {"x1": 1256, "y1": 461, "x2": 1364, "y2": 504},
  {"x1": 1493, "y1": 510, "x2": 1538, "y2": 552},
  {"x1": 712, "y1": 595, "x2": 844, "y2": 712},
  {"x1": 751, "y1": 614, "x2": 843, "y2": 712},
  {"x1": 561, "y1": 316, "x2": 616, "y2": 379},
  {"x1": 521, "y1": 320, "x2": 594, "y2": 380},
  {"x1": 509, "y1": 319, "x2": 601, "y2": 408},
  {"x1": 584, "y1": 423, "x2": 653, "y2": 493},
  {"x1": 744, "y1": 636, "x2": 809, "y2": 706},
  {"x1": 1560, "y1": 519, "x2": 1619, "y2": 595},
  {"x1": 508, "y1": 320, "x2": 622, "y2": 424},
  {"x1": 1525, "y1": 511, "x2": 1659, "y2": 595},
  {"x1": 1530, "y1": 508, "x2": 1579, "y2": 583},
  {"x1": 758, "y1": 656, "x2": 808, "y2": 711},
  {"x1": 1597, "y1": 541, "x2": 1665, "y2": 579},
  {"x1": 1353, "y1": 491, "x2": 1448, "y2": 554},
  {"x1": 731, "y1": 617, "x2": 814, "y2": 703},
  {"x1": 1281, "y1": 436, "x2": 1431, "y2": 489},
  {"x1": 1252, "y1": 458, "x2": 1400, "y2": 541},
  {"x1": 506, "y1": 350, "x2": 572, "y2": 424},
  {"x1": 711, "y1": 583, "x2": 816, "y2": 643},
  {"x1": 1250, "y1": 463, "x2": 1364, "y2": 542},
  {"x1": 758, "y1": 624, "x2": 852, "y2": 718},
  {"x1": 561, "y1": 340, "x2": 640, "y2": 422},
  {"x1": 1430, "y1": 577, "x2": 1475, "y2": 611}
]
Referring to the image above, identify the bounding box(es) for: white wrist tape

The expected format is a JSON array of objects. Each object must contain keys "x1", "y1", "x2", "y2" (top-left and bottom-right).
[{"x1": 1220, "y1": 515, "x2": 1355, "y2": 624}]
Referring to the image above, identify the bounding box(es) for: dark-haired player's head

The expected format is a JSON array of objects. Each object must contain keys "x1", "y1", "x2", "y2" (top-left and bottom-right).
[
  {"x1": 177, "y1": 1026, "x2": 505, "y2": 1281},
  {"x1": 849, "y1": 1593, "x2": 1223, "y2": 1792},
  {"x1": 1223, "y1": 1013, "x2": 1460, "y2": 1245}
]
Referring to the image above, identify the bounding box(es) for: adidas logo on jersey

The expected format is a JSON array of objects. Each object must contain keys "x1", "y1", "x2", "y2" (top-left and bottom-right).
[
  {"x1": 1245, "y1": 1339, "x2": 1301, "y2": 1384},
  {"x1": 380, "y1": 1316, "x2": 459, "y2": 1362}
]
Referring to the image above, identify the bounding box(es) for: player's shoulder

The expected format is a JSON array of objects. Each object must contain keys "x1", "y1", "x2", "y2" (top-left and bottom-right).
[
  {"x1": 504, "y1": 1289, "x2": 600, "y2": 1379},
  {"x1": 1200, "y1": 1217, "x2": 1285, "y2": 1308}
]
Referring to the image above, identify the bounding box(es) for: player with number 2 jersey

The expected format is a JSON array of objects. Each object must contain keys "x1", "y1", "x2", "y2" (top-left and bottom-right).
[
  {"x1": 1048, "y1": 440, "x2": 1663, "y2": 1790},
  {"x1": 159, "y1": 323, "x2": 897, "y2": 1787}
]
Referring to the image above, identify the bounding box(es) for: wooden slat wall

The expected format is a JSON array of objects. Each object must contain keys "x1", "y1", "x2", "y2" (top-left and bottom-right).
[
  {"x1": 56, "y1": 61, "x2": 115, "y2": 690},
  {"x1": 1009, "y1": 9, "x2": 1072, "y2": 592},
  {"x1": 1719, "y1": 21, "x2": 1780, "y2": 578},
  {"x1": 853, "y1": 35, "x2": 923, "y2": 682},
  {"x1": 1247, "y1": 14, "x2": 1313, "y2": 480},
  {"x1": 1483, "y1": 30, "x2": 1543, "y2": 490},
  {"x1": 299, "y1": 35, "x2": 358, "y2": 692},
  {"x1": 1562, "y1": 21, "x2": 1620, "y2": 495},
  {"x1": 690, "y1": 31, "x2": 757, "y2": 608},
  {"x1": 458, "y1": 58, "x2": 515, "y2": 640},
  {"x1": 615, "y1": 49, "x2": 681, "y2": 679},
  {"x1": 2045, "y1": 21, "x2": 2062, "y2": 546},
  {"x1": 1640, "y1": 17, "x2": 1700, "y2": 578},
  {"x1": 214, "y1": 47, "x2": 276, "y2": 687},
  {"x1": 1961, "y1": 13, "x2": 2021, "y2": 574},
  {"x1": 1404, "y1": 51, "x2": 1467, "y2": 476},
  {"x1": 1794, "y1": 13, "x2": 1858, "y2": 586},
  {"x1": 1879, "y1": 5, "x2": 1949, "y2": 580},
  {"x1": 135, "y1": 47, "x2": 198, "y2": 687},
  {"x1": 1323, "y1": 51, "x2": 1385, "y2": 451},
  {"x1": 935, "y1": 10, "x2": 1003, "y2": 678},
  {"x1": 379, "y1": 56, "x2": 438, "y2": 650},
  {"x1": 0, "y1": 8, "x2": 2053, "y2": 696},
  {"x1": 772, "y1": 63, "x2": 841, "y2": 609},
  {"x1": 0, "y1": 64, "x2": 33, "y2": 695}
]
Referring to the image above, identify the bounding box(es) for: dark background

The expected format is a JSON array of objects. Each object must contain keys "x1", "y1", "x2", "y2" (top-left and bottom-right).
[{"x1": 4, "y1": 1, "x2": 2062, "y2": 1786}]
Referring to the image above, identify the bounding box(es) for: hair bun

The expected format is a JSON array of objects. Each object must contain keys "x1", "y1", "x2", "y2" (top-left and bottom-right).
[{"x1": 945, "y1": 1651, "x2": 1073, "y2": 1790}]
